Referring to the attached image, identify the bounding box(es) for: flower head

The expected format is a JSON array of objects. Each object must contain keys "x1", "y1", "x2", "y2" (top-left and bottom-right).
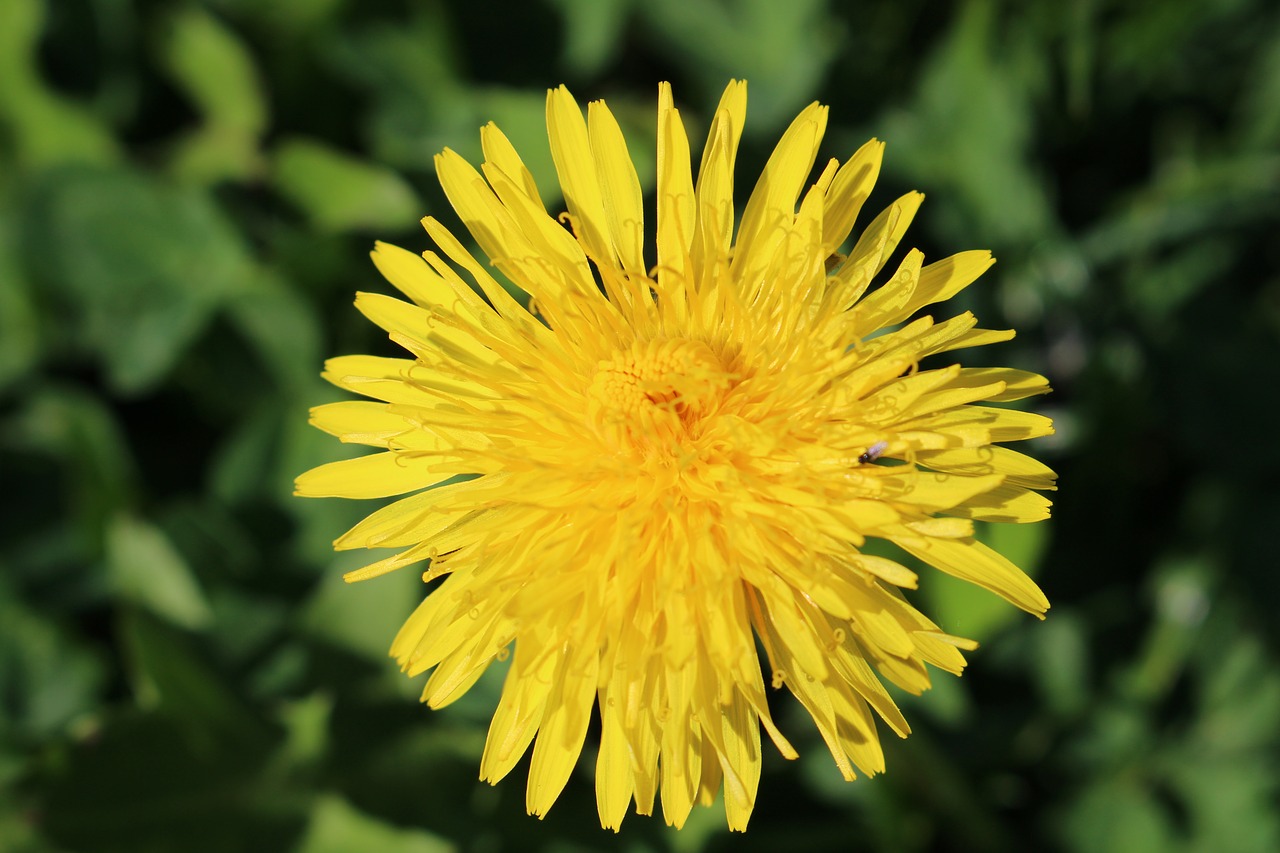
[{"x1": 296, "y1": 81, "x2": 1055, "y2": 831}]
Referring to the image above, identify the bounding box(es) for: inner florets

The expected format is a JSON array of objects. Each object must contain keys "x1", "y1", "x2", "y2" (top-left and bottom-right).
[{"x1": 588, "y1": 338, "x2": 731, "y2": 448}]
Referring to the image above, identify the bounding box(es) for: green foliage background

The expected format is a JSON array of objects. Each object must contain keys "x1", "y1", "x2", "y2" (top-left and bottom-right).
[{"x1": 3, "y1": 0, "x2": 1279, "y2": 850}]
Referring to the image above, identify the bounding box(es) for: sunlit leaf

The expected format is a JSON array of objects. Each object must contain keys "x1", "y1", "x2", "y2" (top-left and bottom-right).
[{"x1": 274, "y1": 138, "x2": 424, "y2": 232}]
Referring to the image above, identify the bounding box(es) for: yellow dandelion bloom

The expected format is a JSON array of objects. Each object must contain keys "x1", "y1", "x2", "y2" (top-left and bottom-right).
[{"x1": 296, "y1": 80, "x2": 1055, "y2": 832}]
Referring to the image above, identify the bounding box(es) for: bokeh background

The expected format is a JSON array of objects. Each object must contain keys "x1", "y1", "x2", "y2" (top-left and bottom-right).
[{"x1": 3, "y1": 0, "x2": 1280, "y2": 850}]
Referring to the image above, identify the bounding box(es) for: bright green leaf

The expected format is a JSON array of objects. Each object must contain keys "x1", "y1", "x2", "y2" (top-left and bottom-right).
[
  {"x1": 22, "y1": 167, "x2": 250, "y2": 394},
  {"x1": 298, "y1": 551, "x2": 422, "y2": 661},
  {"x1": 106, "y1": 514, "x2": 213, "y2": 631},
  {"x1": 0, "y1": 0, "x2": 120, "y2": 168},
  {"x1": 161, "y1": 7, "x2": 267, "y2": 136},
  {"x1": 274, "y1": 138, "x2": 423, "y2": 232},
  {"x1": 298, "y1": 795, "x2": 455, "y2": 853},
  {"x1": 161, "y1": 7, "x2": 267, "y2": 184}
]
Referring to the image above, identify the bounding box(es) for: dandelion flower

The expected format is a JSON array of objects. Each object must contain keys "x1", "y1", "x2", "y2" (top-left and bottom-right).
[{"x1": 295, "y1": 80, "x2": 1056, "y2": 831}]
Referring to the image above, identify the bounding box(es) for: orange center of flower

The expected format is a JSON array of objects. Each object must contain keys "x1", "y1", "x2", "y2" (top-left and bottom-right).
[{"x1": 588, "y1": 338, "x2": 730, "y2": 449}]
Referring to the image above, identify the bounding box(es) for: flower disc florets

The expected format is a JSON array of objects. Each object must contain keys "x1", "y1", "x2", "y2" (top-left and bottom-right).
[{"x1": 589, "y1": 338, "x2": 733, "y2": 451}]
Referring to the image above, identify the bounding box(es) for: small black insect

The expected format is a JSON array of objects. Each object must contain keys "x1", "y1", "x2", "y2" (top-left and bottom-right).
[{"x1": 858, "y1": 441, "x2": 889, "y2": 464}]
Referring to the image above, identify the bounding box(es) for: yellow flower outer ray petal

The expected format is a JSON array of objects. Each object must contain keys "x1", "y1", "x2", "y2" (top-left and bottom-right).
[
  {"x1": 877, "y1": 471, "x2": 1007, "y2": 514},
  {"x1": 898, "y1": 381, "x2": 1015, "y2": 424},
  {"x1": 915, "y1": 445, "x2": 1058, "y2": 490},
  {"x1": 332, "y1": 484, "x2": 480, "y2": 552},
  {"x1": 308, "y1": 401, "x2": 413, "y2": 445},
  {"x1": 951, "y1": 483, "x2": 1053, "y2": 523},
  {"x1": 828, "y1": 685, "x2": 886, "y2": 778},
  {"x1": 758, "y1": 601, "x2": 857, "y2": 781},
  {"x1": 848, "y1": 553, "x2": 920, "y2": 589},
  {"x1": 587, "y1": 98, "x2": 646, "y2": 276},
  {"x1": 527, "y1": 648, "x2": 602, "y2": 817},
  {"x1": 370, "y1": 240, "x2": 459, "y2": 310},
  {"x1": 855, "y1": 363, "x2": 965, "y2": 425},
  {"x1": 341, "y1": 540, "x2": 436, "y2": 583},
  {"x1": 294, "y1": 451, "x2": 449, "y2": 499},
  {"x1": 354, "y1": 291, "x2": 501, "y2": 370},
  {"x1": 546, "y1": 85, "x2": 614, "y2": 267},
  {"x1": 718, "y1": 693, "x2": 762, "y2": 831},
  {"x1": 696, "y1": 737, "x2": 724, "y2": 809},
  {"x1": 691, "y1": 81, "x2": 747, "y2": 294},
  {"x1": 881, "y1": 250, "x2": 996, "y2": 329},
  {"x1": 480, "y1": 121, "x2": 545, "y2": 210},
  {"x1": 481, "y1": 641, "x2": 558, "y2": 783},
  {"x1": 852, "y1": 247, "x2": 926, "y2": 335},
  {"x1": 595, "y1": 691, "x2": 634, "y2": 831},
  {"x1": 826, "y1": 632, "x2": 912, "y2": 737},
  {"x1": 434, "y1": 147, "x2": 545, "y2": 289},
  {"x1": 732, "y1": 102, "x2": 828, "y2": 294},
  {"x1": 892, "y1": 530, "x2": 1050, "y2": 616},
  {"x1": 655, "y1": 82, "x2": 694, "y2": 326},
  {"x1": 480, "y1": 161, "x2": 630, "y2": 353},
  {"x1": 845, "y1": 191, "x2": 924, "y2": 282},
  {"x1": 658, "y1": 662, "x2": 701, "y2": 828},
  {"x1": 322, "y1": 355, "x2": 484, "y2": 409},
  {"x1": 952, "y1": 367, "x2": 1051, "y2": 402},
  {"x1": 821, "y1": 137, "x2": 885, "y2": 252},
  {"x1": 415, "y1": 220, "x2": 548, "y2": 340},
  {"x1": 758, "y1": 171, "x2": 831, "y2": 340}
]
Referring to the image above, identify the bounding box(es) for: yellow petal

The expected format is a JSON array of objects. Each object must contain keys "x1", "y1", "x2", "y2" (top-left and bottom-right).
[
  {"x1": 822, "y1": 138, "x2": 885, "y2": 251},
  {"x1": 587, "y1": 99, "x2": 646, "y2": 275},
  {"x1": 546, "y1": 85, "x2": 613, "y2": 265},
  {"x1": 915, "y1": 445, "x2": 1058, "y2": 490},
  {"x1": 370, "y1": 240, "x2": 456, "y2": 310},
  {"x1": 526, "y1": 650, "x2": 600, "y2": 816},
  {"x1": 655, "y1": 82, "x2": 694, "y2": 321},
  {"x1": 480, "y1": 121, "x2": 544, "y2": 209},
  {"x1": 732, "y1": 102, "x2": 829, "y2": 294},
  {"x1": 845, "y1": 191, "x2": 924, "y2": 282},
  {"x1": 894, "y1": 533, "x2": 1050, "y2": 615},
  {"x1": 294, "y1": 451, "x2": 446, "y2": 499}
]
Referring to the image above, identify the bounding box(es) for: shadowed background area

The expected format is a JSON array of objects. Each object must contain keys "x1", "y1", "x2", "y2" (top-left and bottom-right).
[{"x1": 2, "y1": 0, "x2": 1279, "y2": 851}]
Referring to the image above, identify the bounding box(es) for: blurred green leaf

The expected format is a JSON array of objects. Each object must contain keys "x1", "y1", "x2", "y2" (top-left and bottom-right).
[
  {"x1": 161, "y1": 6, "x2": 268, "y2": 183},
  {"x1": 37, "y1": 713, "x2": 301, "y2": 853},
  {"x1": 879, "y1": 0, "x2": 1052, "y2": 246},
  {"x1": 218, "y1": 0, "x2": 347, "y2": 32},
  {"x1": 9, "y1": 386, "x2": 137, "y2": 536},
  {"x1": 210, "y1": 405, "x2": 292, "y2": 505},
  {"x1": 276, "y1": 692, "x2": 333, "y2": 769},
  {"x1": 1174, "y1": 759, "x2": 1280, "y2": 853},
  {"x1": 118, "y1": 610, "x2": 271, "y2": 747},
  {"x1": 106, "y1": 514, "x2": 213, "y2": 631},
  {"x1": 299, "y1": 553, "x2": 422, "y2": 662},
  {"x1": 162, "y1": 7, "x2": 267, "y2": 136},
  {"x1": 548, "y1": 0, "x2": 635, "y2": 77},
  {"x1": 0, "y1": 801, "x2": 49, "y2": 853},
  {"x1": 0, "y1": 577, "x2": 105, "y2": 741},
  {"x1": 1124, "y1": 557, "x2": 1211, "y2": 703},
  {"x1": 1031, "y1": 612, "x2": 1090, "y2": 717},
  {"x1": 1237, "y1": 19, "x2": 1280, "y2": 148},
  {"x1": 274, "y1": 138, "x2": 424, "y2": 232},
  {"x1": 23, "y1": 167, "x2": 250, "y2": 394},
  {"x1": 0, "y1": 210, "x2": 40, "y2": 392},
  {"x1": 298, "y1": 794, "x2": 455, "y2": 853},
  {"x1": 1062, "y1": 777, "x2": 1177, "y2": 853},
  {"x1": 225, "y1": 268, "x2": 325, "y2": 397},
  {"x1": 0, "y1": 0, "x2": 121, "y2": 168},
  {"x1": 640, "y1": 0, "x2": 841, "y2": 132}
]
